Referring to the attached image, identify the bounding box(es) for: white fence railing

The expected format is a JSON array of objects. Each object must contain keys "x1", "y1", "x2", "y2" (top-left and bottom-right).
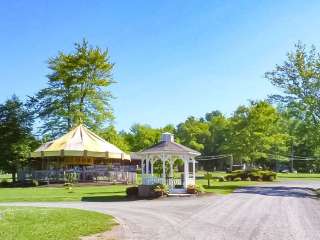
[
  {"x1": 142, "y1": 174, "x2": 165, "y2": 185},
  {"x1": 18, "y1": 169, "x2": 136, "y2": 184},
  {"x1": 167, "y1": 178, "x2": 182, "y2": 188}
]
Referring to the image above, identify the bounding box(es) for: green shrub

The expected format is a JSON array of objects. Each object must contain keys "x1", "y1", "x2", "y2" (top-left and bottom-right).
[
  {"x1": 136, "y1": 169, "x2": 142, "y2": 174},
  {"x1": 0, "y1": 179, "x2": 9, "y2": 187},
  {"x1": 218, "y1": 177, "x2": 225, "y2": 182},
  {"x1": 187, "y1": 184, "x2": 204, "y2": 194},
  {"x1": 31, "y1": 179, "x2": 39, "y2": 187},
  {"x1": 126, "y1": 186, "x2": 139, "y2": 197},
  {"x1": 195, "y1": 184, "x2": 204, "y2": 193},
  {"x1": 152, "y1": 183, "x2": 168, "y2": 197},
  {"x1": 226, "y1": 169, "x2": 276, "y2": 182},
  {"x1": 261, "y1": 171, "x2": 277, "y2": 181},
  {"x1": 248, "y1": 172, "x2": 262, "y2": 181}
]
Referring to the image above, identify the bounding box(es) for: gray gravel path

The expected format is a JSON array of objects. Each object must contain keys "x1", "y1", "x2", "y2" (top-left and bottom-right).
[{"x1": 1, "y1": 181, "x2": 320, "y2": 240}]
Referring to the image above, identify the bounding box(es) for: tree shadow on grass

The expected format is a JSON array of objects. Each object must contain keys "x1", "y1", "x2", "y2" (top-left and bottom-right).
[
  {"x1": 84, "y1": 191, "x2": 125, "y2": 195},
  {"x1": 203, "y1": 185, "x2": 239, "y2": 191},
  {"x1": 81, "y1": 195, "x2": 130, "y2": 202}
]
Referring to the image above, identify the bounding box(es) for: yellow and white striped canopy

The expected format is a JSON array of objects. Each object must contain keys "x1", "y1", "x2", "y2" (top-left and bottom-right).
[{"x1": 31, "y1": 124, "x2": 130, "y2": 160}]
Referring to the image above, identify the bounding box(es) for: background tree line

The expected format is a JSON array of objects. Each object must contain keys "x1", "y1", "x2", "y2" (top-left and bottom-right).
[{"x1": 2, "y1": 40, "x2": 320, "y2": 180}]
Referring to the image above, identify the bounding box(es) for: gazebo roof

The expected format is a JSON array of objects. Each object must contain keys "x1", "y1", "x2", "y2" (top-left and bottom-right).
[
  {"x1": 31, "y1": 124, "x2": 130, "y2": 160},
  {"x1": 139, "y1": 133, "x2": 201, "y2": 156}
]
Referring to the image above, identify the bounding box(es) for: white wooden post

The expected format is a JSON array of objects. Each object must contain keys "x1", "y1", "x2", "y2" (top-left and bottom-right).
[
  {"x1": 192, "y1": 158, "x2": 196, "y2": 181},
  {"x1": 162, "y1": 154, "x2": 166, "y2": 184},
  {"x1": 184, "y1": 156, "x2": 189, "y2": 189},
  {"x1": 146, "y1": 157, "x2": 150, "y2": 174},
  {"x1": 151, "y1": 160, "x2": 154, "y2": 176},
  {"x1": 169, "y1": 159, "x2": 174, "y2": 189},
  {"x1": 141, "y1": 159, "x2": 145, "y2": 175}
]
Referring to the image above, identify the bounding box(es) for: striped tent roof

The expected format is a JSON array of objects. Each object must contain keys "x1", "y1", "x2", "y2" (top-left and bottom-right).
[{"x1": 31, "y1": 124, "x2": 130, "y2": 160}]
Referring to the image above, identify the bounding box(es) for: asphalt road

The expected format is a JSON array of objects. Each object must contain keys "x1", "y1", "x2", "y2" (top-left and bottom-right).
[{"x1": 1, "y1": 181, "x2": 320, "y2": 240}]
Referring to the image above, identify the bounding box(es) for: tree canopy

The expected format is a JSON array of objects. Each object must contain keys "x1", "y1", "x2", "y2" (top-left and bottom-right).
[
  {"x1": 30, "y1": 39, "x2": 114, "y2": 137},
  {"x1": 2, "y1": 40, "x2": 320, "y2": 174},
  {"x1": 0, "y1": 96, "x2": 37, "y2": 181}
]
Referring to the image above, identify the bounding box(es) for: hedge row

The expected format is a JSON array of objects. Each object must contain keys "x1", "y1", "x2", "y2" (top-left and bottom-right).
[{"x1": 225, "y1": 169, "x2": 276, "y2": 182}]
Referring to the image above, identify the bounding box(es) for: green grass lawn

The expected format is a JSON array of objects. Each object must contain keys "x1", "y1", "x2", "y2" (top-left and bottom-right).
[
  {"x1": 0, "y1": 185, "x2": 129, "y2": 202},
  {"x1": 195, "y1": 171, "x2": 259, "y2": 194},
  {"x1": 0, "y1": 206, "x2": 117, "y2": 240},
  {"x1": 196, "y1": 171, "x2": 320, "y2": 194},
  {"x1": 277, "y1": 172, "x2": 320, "y2": 181},
  {"x1": 196, "y1": 178, "x2": 260, "y2": 194},
  {"x1": 1, "y1": 171, "x2": 319, "y2": 202}
]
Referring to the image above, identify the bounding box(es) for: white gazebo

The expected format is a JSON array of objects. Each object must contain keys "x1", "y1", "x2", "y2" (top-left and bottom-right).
[{"x1": 139, "y1": 133, "x2": 200, "y2": 192}]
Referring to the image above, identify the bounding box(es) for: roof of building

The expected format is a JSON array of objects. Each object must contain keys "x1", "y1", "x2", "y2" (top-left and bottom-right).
[
  {"x1": 31, "y1": 124, "x2": 130, "y2": 160},
  {"x1": 139, "y1": 134, "x2": 201, "y2": 156}
]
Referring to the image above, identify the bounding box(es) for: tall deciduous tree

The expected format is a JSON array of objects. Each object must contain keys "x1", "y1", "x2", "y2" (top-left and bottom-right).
[
  {"x1": 265, "y1": 42, "x2": 320, "y2": 126},
  {"x1": 123, "y1": 124, "x2": 161, "y2": 152},
  {"x1": 176, "y1": 116, "x2": 210, "y2": 152},
  {"x1": 0, "y1": 96, "x2": 36, "y2": 182},
  {"x1": 99, "y1": 125, "x2": 130, "y2": 152},
  {"x1": 30, "y1": 39, "x2": 114, "y2": 137},
  {"x1": 228, "y1": 101, "x2": 288, "y2": 164}
]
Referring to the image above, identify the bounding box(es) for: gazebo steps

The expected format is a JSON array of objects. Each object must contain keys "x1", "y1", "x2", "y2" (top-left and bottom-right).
[
  {"x1": 169, "y1": 188, "x2": 186, "y2": 194},
  {"x1": 168, "y1": 188, "x2": 194, "y2": 197},
  {"x1": 168, "y1": 193, "x2": 194, "y2": 197}
]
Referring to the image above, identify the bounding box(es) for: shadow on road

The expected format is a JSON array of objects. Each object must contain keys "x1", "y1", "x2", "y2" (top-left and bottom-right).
[
  {"x1": 234, "y1": 186, "x2": 318, "y2": 199},
  {"x1": 81, "y1": 195, "x2": 129, "y2": 202}
]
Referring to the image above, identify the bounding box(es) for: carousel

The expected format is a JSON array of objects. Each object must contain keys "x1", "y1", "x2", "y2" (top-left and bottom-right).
[{"x1": 19, "y1": 124, "x2": 134, "y2": 183}]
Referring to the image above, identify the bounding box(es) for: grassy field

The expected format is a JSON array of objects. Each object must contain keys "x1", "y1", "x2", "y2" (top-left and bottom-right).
[
  {"x1": 196, "y1": 171, "x2": 260, "y2": 194},
  {"x1": 0, "y1": 171, "x2": 319, "y2": 202},
  {"x1": 196, "y1": 178, "x2": 260, "y2": 194},
  {"x1": 195, "y1": 171, "x2": 320, "y2": 194},
  {"x1": 0, "y1": 185, "x2": 129, "y2": 202},
  {"x1": 277, "y1": 172, "x2": 320, "y2": 181},
  {"x1": 0, "y1": 206, "x2": 116, "y2": 240}
]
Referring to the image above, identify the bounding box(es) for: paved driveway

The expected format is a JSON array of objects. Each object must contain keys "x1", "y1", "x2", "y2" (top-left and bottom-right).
[{"x1": 1, "y1": 181, "x2": 320, "y2": 240}]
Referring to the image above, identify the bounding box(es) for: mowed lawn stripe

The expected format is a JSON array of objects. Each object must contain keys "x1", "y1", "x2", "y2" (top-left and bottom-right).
[{"x1": 0, "y1": 206, "x2": 117, "y2": 240}]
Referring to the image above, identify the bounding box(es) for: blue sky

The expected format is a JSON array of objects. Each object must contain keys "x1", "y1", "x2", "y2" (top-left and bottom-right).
[{"x1": 1, "y1": 1, "x2": 320, "y2": 130}]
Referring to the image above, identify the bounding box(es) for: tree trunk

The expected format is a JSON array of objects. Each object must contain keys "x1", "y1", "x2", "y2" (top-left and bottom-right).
[{"x1": 12, "y1": 172, "x2": 16, "y2": 183}]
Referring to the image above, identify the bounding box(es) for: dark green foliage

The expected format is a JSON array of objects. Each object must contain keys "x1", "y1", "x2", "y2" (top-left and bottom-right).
[
  {"x1": 0, "y1": 179, "x2": 9, "y2": 187},
  {"x1": 126, "y1": 186, "x2": 138, "y2": 197},
  {"x1": 0, "y1": 96, "x2": 37, "y2": 182},
  {"x1": 225, "y1": 169, "x2": 277, "y2": 182},
  {"x1": 151, "y1": 183, "x2": 168, "y2": 197},
  {"x1": 176, "y1": 116, "x2": 210, "y2": 152}
]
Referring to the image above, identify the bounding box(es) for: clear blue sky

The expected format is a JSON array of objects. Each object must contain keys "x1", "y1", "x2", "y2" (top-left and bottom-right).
[{"x1": 1, "y1": 1, "x2": 320, "y2": 131}]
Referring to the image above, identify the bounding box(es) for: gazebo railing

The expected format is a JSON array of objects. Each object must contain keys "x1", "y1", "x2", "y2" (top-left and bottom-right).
[
  {"x1": 167, "y1": 178, "x2": 182, "y2": 188},
  {"x1": 142, "y1": 174, "x2": 165, "y2": 185},
  {"x1": 141, "y1": 175, "x2": 195, "y2": 188}
]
